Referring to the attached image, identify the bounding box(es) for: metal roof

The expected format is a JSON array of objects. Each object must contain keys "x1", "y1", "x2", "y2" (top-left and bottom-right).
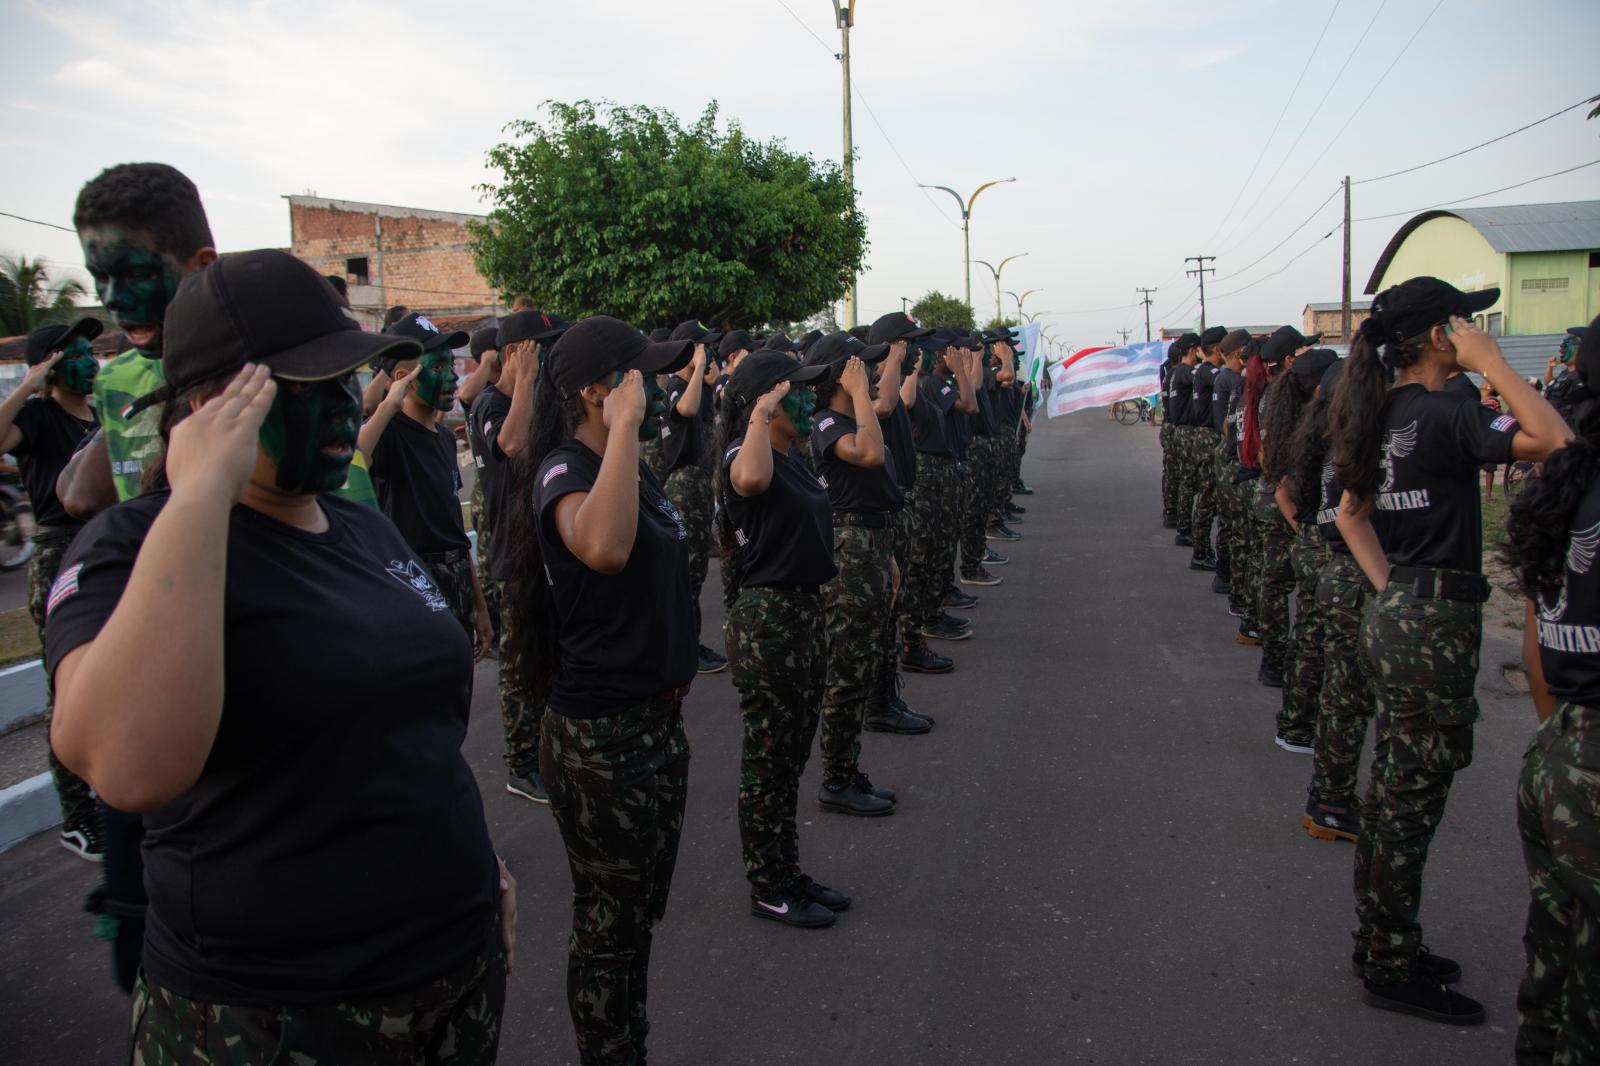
[
  {"x1": 1365, "y1": 200, "x2": 1600, "y2": 293},
  {"x1": 1304, "y1": 299, "x2": 1373, "y2": 312}
]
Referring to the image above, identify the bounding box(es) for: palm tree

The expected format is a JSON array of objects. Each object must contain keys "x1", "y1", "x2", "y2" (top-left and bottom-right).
[{"x1": 0, "y1": 256, "x2": 88, "y2": 337}]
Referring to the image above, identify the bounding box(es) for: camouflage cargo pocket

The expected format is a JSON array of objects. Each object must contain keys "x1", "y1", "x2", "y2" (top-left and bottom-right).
[
  {"x1": 1363, "y1": 586, "x2": 1480, "y2": 693},
  {"x1": 1423, "y1": 694, "x2": 1478, "y2": 773}
]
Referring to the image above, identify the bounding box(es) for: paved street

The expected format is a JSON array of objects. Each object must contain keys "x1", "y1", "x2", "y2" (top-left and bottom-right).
[{"x1": 0, "y1": 410, "x2": 1536, "y2": 1065}]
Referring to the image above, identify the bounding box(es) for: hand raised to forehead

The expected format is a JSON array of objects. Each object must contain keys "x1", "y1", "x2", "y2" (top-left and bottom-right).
[
  {"x1": 602, "y1": 369, "x2": 645, "y2": 431},
  {"x1": 167, "y1": 364, "x2": 276, "y2": 503},
  {"x1": 840, "y1": 356, "x2": 868, "y2": 396},
  {"x1": 754, "y1": 379, "x2": 790, "y2": 417}
]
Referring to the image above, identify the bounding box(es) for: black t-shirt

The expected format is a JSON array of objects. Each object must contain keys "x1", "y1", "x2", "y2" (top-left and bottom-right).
[
  {"x1": 467, "y1": 386, "x2": 513, "y2": 579},
  {"x1": 1214, "y1": 367, "x2": 1241, "y2": 440},
  {"x1": 1192, "y1": 363, "x2": 1217, "y2": 430},
  {"x1": 878, "y1": 400, "x2": 917, "y2": 490},
  {"x1": 11, "y1": 397, "x2": 96, "y2": 530},
  {"x1": 1160, "y1": 360, "x2": 1177, "y2": 417},
  {"x1": 1535, "y1": 474, "x2": 1600, "y2": 707},
  {"x1": 369, "y1": 411, "x2": 470, "y2": 555},
  {"x1": 912, "y1": 376, "x2": 959, "y2": 457},
  {"x1": 1371, "y1": 384, "x2": 1519, "y2": 572},
  {"x1": 812, "y1": 410, "x2": 903, "y2": 514},
  {"x1": 972, "y1": 371, "x2": 999, "y2": 437},
  {"x1": 1167, "y1": 362, "x2": 1195, "y2": 427},
  {"x1": 1316, "y1": 458, "x2": 1349, "y2": 553},
  {"x1": 721, "y1": 442, "x2": 836, "y2": 588},
  {"x1": 950, "y1": 406, "x2": 971, "y2": 460},
  {"x1": 42, "y1": 492, "x2": 496, "y2": 1005},
  {"x1": 534, "y1": 442, "x2": 695, "y2": 715},
  {"x1": 659, "y1": 376, "x2": 707, "y2": 474}
]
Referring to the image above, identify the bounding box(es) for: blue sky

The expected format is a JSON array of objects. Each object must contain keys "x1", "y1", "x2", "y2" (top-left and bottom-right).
[{"x1": 2, "y1": 0, "x2": 1596, "y2": 347}]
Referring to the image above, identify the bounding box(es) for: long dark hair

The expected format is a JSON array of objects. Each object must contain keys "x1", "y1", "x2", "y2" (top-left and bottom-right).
[
  {"x1": 1261, "y1": 367, "x2": 1317, "y2": 485},
  {"x1": 501, "y1": 371, "x2": 584, "y2": 695},
  {"x1": 1329, "y1": 319, "x2": 1430, "y2": 502},
  {"x1": 1286, "y1": 374, "x2": 1337, "y2": 516},
  {"x1": 1504, "y1": 315, "x2": 1600, "y2": 602},
  {"x1": 1239, "y1": 355, "x2": 1269, "y2": 469}
]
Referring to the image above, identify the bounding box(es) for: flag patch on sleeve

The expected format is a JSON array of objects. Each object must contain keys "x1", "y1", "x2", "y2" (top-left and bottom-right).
[
  {"x1": 1490, "y1": 414, "x2": 1518, "y2": 432},
  {"x1": 817, "y1": 416, "x2": 835, "y2": 432},
  {"x1": 541, "y1": 462, "x2": 568, "y2": 487},
  {"x1": 46, "y1": 563, "x2": 82, "y2": 618}
]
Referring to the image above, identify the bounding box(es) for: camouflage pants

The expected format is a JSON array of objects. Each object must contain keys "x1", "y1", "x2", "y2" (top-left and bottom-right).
[
  {"x1": 1277, "y1": 523, "x2": 1329, "y2": 746},
  {"x1": 29, "y1": 535, "x2": 96, "y2": 836},
  {"x1": 471, "y1": 479, "x2": 500, "y2": 643},
  {"x1": 1188, "y1": 429, "x2": 1220, "y2": 558},
  {"x1": 820, "y1": 523, "x2": 893, "y2": 783},
  {"x1": 991, "y1": 429, "x2": 1018, "y2": 522},
  {"x1": 1160, "y1": 423, "x2": 1177, "y2": 525},
  {"x1": 880, "y1": 494, "x2": 914, "y2": 686},
  {"x1": 640, "y1": 437, "x2": 667, "y2": 484},
  {"x1": 541, "y1": 698, "x2": 689, "y2": 1066},
  {"x1": 664, "y1": 464, "x2": 714, "y2": 642},
  {"x1": 497, "y1": 588, "x2": 545, "y2": 776},
  {"x1": 1211, "y1": 445, "x2": 1233, "y2": 581},
  {"x1": 130, "y1": 924, "x2": 505, "y2": 1064},
  {"x1": 1352, "y1": 584, "x2": 1481, "y2": 983},
  {"x1": 960, "y1": 437, "x2": 997, "y2": 573},
  {"x1": 907, "y1": 454, "x2": 959, "y2": 631},
  {"x1": 1171, "y1": 427, "x2": 1199, "y2": 534},
  {"x1": 728, "y1": 586, "x2": 826, "y2": 896},
  {"x1": 425, "y1": 551, "x2": 478, "y2": 704},
  {"x1": 1227, "y1": 473, "x2": 1261, "y2": 625},
  {"x1": 1516, "y1": 702, "x2": 1600, "y2": 1066},
  {"x1": 1308, "y1": 552, "x2": 1374, "y2": 806},
  {"x1": 1253, "y1": 483, "x2": 1294, "y2": 672}
]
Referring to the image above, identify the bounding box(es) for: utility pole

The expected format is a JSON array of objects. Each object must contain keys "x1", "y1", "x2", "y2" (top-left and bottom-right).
[
  {"x1": 1136, "y1": 287, "x2": 1157, "y2": 342},
  {"x1": 835, "y1": 1, "x2": 857, "y2": 328},
  {"x1": 1117, "y1": 328, "x2": 1132, "y2": 347},
  {"x1": 1185, "y1": 255, "x2": 1216, "y2": 332},
  {"x1": 1341, "y1": 175, "x2": 1352, "y2": 344},
  {"x1": 900, "y1": 296, "x2": 909, "y2": 314}
]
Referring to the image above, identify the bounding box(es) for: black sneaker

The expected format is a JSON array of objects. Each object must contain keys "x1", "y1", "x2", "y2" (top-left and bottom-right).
[
  {"x1": 795, "y1": 874, "x2": 851, "y2": 912},
  {"x1": 944, "y1": 588, "x2": 979, "y2": 609},
  {"x1": 988, "y1": 523, "x2": 1022, "y2": 541},
  {"x1": 890, "y1": 694, "x2": 934, "y2": 726},
  {"x1": 1259, "y1": 663, "x2": 1284, "y2": 688},
  {"x1": 901, "y1": 645, "x2": 954, "y2": 674},
  {"x1": 1362, "y1": 976, "x2": 1484, "y2": 1025},
  {"x1": 854, "y1": 771, "x2": 896, "y2": 803},
  {"x1": 1162, "y1": 517, "x2": 1178, "y2": 529},
  {"x1": 1236, "y1": 624, "x2": 1262, "y2": 645},
  {"x1": 697, "y1": 644, "x2": 728, "y2": 674},
  {"x1": 921, "y1": 618, "x2": 972, "y2": 642},
  {"x1": 1275, "y1": 734, "x2": 1314, "y2": 754},
  {"x1": 819, "y1": 778, "x2": 895, "y2": 817},
  {"x1": 507, "y1": 770, "x2": 550, "y2": 804},
  {"x1": 960, "y1": 567, "x2": 1003, "y2": 587},
  {"x1": 1188, "y1": 555, "x2": 1217, "y2": 571},
  {"x1": 59, "y1": 823, "x2": 104, "y2": 862},
  {"x1": 1015, "y1": 481, "x2": 1034, "y2": 495},
  {"x1": 982, "y1": 548, "x2": 1008, "y2": 566},
  {"x1": 863, "y1": 706, "x2": 933, "y2": 734},
  {"x1": 1002, "y1": 510, "x2": 1024, "y2": 524},
  {"x1": 1212, "y1": 576, "x2": 1232, "y2": 595},
  {"x1": 1007, "y1": 504, "x2": 1027, "y2": 516},
  {"x1": 1306, "y1": 798, "x2": 1362, "y2": 843},
  {"x1": 1228, "y1": 605, "x2": 1246, "y2": 618},
  {"x1": 941, "y1": 612, "x2": 971, "y2": 630},
  {"x1": 751, "y1": 889, "x2": 837, "y2": 928},
  {"x1": 1351, "y1": 946, "x2": 1461, "y2": 984},
  {"x1": 1173, "y1": 530, "x2": 1193, "y2": 547}
]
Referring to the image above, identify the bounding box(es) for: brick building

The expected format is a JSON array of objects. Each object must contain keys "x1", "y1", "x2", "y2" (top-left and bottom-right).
[
  {"x1": 1302, "y1": 299, "x2": 1372, "y2": 345},
  {"x1": 285, "y1": 195, "x2": 502, "y2": 329}
]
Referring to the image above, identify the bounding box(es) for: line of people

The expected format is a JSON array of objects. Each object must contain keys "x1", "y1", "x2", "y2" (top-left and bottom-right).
[
  {"x1": 27, "y1": 160, "x2": 1046, "y2": 1066},
  {"x1": 1156, "y1": 279, "x2": 1600, "y2": 1053}
]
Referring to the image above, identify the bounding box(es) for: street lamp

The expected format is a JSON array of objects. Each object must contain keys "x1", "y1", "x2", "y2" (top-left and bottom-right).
[
  {"x1": 974, "y1": 253, "x2": 1028, "y2": 325},
  {"x1": 1005, "y1": 288, "x2": 1044, "y2": 322},
  {"x1": 834, "y1": 1, "x2": 858, "y2": 326},
  {"x1": 918, "y1": 178, "x2": 1017, "y2": 310}
]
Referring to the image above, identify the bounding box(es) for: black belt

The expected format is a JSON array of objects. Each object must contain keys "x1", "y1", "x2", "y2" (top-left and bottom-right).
[
  {"x1": 753, "y1": 582, "x2": 821, "y2": 596},
  {"x1": 652, "y1": 683, "x2": 692, "y2": 704},
  {"x1": 1389, "y1": 566, "x2": 1490, "y2": 604},
  {"x1": 833, "y1": 512, "x2": 891, "y2": 529},
  {"x1": 32, "y1": 526, "x2": 79, "y2": 544},
  {"x1": 420, "y1": 548, "x2": 470, "y2": 566}
]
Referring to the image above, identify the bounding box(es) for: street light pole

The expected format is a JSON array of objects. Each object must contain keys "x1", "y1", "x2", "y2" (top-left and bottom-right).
[
  {"x1": 974, "y1": 252, "x2": 1028, "y2": 325},
  {"x1": 919, "y1": 178, "x2": 1017, "y2": 311},
  {"x1": 1005, "y1": 287, "x2": 1043, "y2": 322},
  {"x1": 834, "y1": 1, "x2": 857, "y2": 327}
]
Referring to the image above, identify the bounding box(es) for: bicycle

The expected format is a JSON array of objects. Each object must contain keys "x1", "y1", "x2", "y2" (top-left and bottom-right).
[{"x1": 1114, "y1": 397, "x2": 1161, "y2": 426}]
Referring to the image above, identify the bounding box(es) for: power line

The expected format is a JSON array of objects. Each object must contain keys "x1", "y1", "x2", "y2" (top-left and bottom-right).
[
  {"x1": 1354, "y1": 96, "x2": 1595, "y2": 185},
  {"x1": 770, "y1": 0, "x2": 834, "y2": 54},
  {"x1": 0, "y1": 211, "x2": 77, "y2": 233},
  {"x1": 1214, "y1": 184, "x2": 1342, "y2": 282},
  {"x1": 1351, "y1": 159, "x2": 1600, "y2": 223},
  {"x1": 1209, "y1": 229, "x2": 1339, "y2": 301},
  {"x1": 1031, "y1": 301, "x2": 1142, "y2": 318}
]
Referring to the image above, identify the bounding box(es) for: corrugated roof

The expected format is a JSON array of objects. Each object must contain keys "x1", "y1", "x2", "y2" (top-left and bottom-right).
[
  {"x1": 1366, "y1": 200, "x2": 1600, "y2": 292},
  {"x1": 1304, "y1": 299, "x2": 1373, "y2": 312}
]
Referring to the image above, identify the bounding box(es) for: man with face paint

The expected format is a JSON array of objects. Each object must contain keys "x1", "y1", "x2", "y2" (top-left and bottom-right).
[
  {"x1": 362, "y1": 313, "x2": 494, "y2": 664},
  {"x1": 462, "y1": 328, "x2": 503, "y2": 647},
  {"x1": 667, "y1": 321, "x2": 728, "y2": 674},
  {"x1": 0, "y1": 319, "x2": 103, "y2": 858}
]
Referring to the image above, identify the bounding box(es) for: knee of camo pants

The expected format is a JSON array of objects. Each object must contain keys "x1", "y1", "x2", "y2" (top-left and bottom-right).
[
  {"x1": 1515, "y1": 702, "x2": 1600, "y2": 1066},
  {"x1": 1309, "y1": 555, "x2": 1374, "y2": 806},
  {"x1": 729, "y1": 588, "x2": 825, "y2": 895},
  {"x1": 30, "y1": 537, "x2": 96, "y2": 833},
  {"x1": 820, "y1": 527, "x2": 892, "y2": 783}
]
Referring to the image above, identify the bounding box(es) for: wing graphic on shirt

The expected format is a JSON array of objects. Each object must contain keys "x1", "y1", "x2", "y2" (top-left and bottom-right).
[
  {"x1": 1538, "y1": 520, "x2": 1600, "y2": 623},
  {"x1": 1378, "y1": 420, "x2": 1419, "y2": 493}
]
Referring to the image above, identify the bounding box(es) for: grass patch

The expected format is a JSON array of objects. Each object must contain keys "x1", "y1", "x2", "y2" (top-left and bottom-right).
[{"x1": 0, "y1": 606, "x2": 40, "y2": 667}]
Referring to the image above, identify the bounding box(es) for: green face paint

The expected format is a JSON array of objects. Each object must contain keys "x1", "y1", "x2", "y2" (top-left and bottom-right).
[
  {"x1": 412, "y1": 349, "x2": 458, "y2": 411},
  {"x1": 780, "y1": 384, "x2": 817, "y2": 435},
  {"x1": 604, "y1": 371, "x2": 672, "y2": 440},
  {"x1": 54, "y1": 338, "x2": 99, "y2": 395},
  {"x1": 78, "y1": 227, "x2": 184, "y2": 359},
  {"x1": 258, "y1": 373, "x2": 362, "y2": 494}
]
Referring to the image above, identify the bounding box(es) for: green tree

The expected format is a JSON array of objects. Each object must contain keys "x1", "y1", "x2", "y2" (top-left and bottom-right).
[
  {"x1": 470, "y1": 100, "x2": 868, "y2": 328},
  {"x1": 0, "y1": 256, "x2": 86, "y2": 336},
  {"x1": 910, "y1": 290, "x2": 975, "y2": 330},
  {"x1": 983, "y1": 315, "x2": 1019, "y2": 331}
]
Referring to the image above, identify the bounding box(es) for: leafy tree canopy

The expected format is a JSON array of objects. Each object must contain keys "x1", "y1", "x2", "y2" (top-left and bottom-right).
[
  {"x1": 0, "y1": 256, "x2": 86, "y2": 337},
  {"x1": 910, "y1": 290, "x2": 975, "y2": 330},
  {"x1": 983, "y1": 315, "x2": 1019, "y2": 330},
  {"x1": 470, "y1": 100, "x2": 868, "y2": 329}
]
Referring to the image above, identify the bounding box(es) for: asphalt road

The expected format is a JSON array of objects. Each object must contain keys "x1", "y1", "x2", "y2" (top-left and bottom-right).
[{"x1": 0, "y1": 410, "x2": 1538, "y2": 1065}]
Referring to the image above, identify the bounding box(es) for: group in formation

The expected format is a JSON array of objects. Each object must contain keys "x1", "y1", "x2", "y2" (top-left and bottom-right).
[
  {"x1": 1156, "y1": 284, "x2": 1599, "y2": 1059},
  {"x1": 15, "y1": 162, "x2": 1045, "y2": 1065}
]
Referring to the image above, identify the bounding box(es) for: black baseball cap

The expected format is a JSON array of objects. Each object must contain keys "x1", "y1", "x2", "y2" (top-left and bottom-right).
[
  {"x1": 868, "y1": 312, "x2": 933, "y2": 345},
  {"x1": 1220, "y1": 329, "x2": 1251, "y2": 355},
  {"x1": 797, "y1": 329, "x2": 823, "y2": 353},
  {"x1": 547, "y1": 316, "x2": 693, "y2": 399},
  {"x1": 1290, "y1": 348, "x2": 1337, "y2": 386},
  {"x1": 1365, "y1": 277, "x2": 1500, "y2": 347},
  {"x1": 1199, "y1": 325, "x2": 1228, "y2": 349},
  {"x1": 717, "y1": 330, "x2": 754, "y2": 360},
  {"x1": 1319, "y1": 356, "x2": 1345, "y2": 394},
  {"x1": 985, "y1": 326, "x2": 1023, "y2": 347},
  {"x1": 761, "y1": 332, "x2": 797, "y2": 354},
  {"x1": 648, "y1": 327, "x2": 672, "y2": 342},
  {"x1": 25, "y1": 317, "x2": 102, "y2": 366},
  {"x1": 725, "y1": 350, "x2": 829, "y2": 408},
  {"x1": 804, "y1": 331, "x2": 890, "y2": 374},
  {"x1": 1170, "y1": 332, "x2": 1200, "y2": 356},
  {"x1": 671, "y1": 320, "x2": 724, "y2": 347},
  {"x1": 498, "y1": 310, "x2": 569, "y2": 349},
  {"x1": 1568, "y1": 326, "x2": 1589, "y2": 339},
  {"x1": 470, "y1": 327, "x2": 499, "y2": 359},
  {"x1": 161, "y1": 250, "x2": 421, "y2": 395},
  {"x1": 1260, "y1": 325, "x2": 1323, "y2": 364},
  {"x1": 386, "y1": 311, "x2": 469, "y2": 353}
]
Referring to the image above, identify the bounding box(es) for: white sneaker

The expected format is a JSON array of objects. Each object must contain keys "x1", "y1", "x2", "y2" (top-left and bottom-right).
[{"x1": 1274, "y1": 736, "x2": 1315, "y2": 755}]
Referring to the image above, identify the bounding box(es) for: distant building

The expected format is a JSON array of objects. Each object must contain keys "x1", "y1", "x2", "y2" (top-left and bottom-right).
[
  {"x1": 285, "y1": 195, "x2": 503, "y2": 330},
  {"x1": 1366, "y1": 200, "x2": 1600, "y2": 337},
  {"x1": 1302, "y1": 299, "x2": 1372, "y2": 345}
]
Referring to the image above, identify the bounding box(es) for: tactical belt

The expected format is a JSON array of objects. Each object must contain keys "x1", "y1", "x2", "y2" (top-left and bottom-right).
[
  {"x1": 419, "y1": 548, "x2": 470, "y2": 567},
  {"x1": 833, "y1": 512, "x2": 891, "y2": 529},
  {"x1": 753, "y1": 582, "x2": 821, "y2": 596},
  {"x1": 1388, "y1": 565, "x2": 1491, "y2": 604}
]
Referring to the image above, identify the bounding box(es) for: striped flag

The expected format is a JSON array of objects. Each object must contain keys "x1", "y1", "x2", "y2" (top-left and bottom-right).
[{"x1": 1046, "y1": 341, "x2": 1169, "y2": 417}]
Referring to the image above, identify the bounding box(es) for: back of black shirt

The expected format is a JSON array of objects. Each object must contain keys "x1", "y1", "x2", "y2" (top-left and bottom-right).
[
  {"x1": 973, "y1": 371, "x2": 999, "y2": 436},
  {"x1": 12, "y1": 396, "x2": 96, "y2": 530},
  {"x1": 722, "y1": 442, "x2": 836, "y2": 588},
  {"x1": 1167, "y1": 363, "x2": 1195, "y2": 427},
  {"x1": 812, "y1": 409, "x2": 902, "y2": 514},
  {"x1": 912, "y1": 376, "x2": 958, "y2": 457},
  {"x1": 466, "y1": 386, "x2": 513, "y2": 579},
  {"x1": 370, "y1": 412, "x2": 471, "y2": 555},
  {"x1": 1316, "y1": 459, "x2": 1349, "y2": 553},
  {"x1": 1213, "y1": 367, "x2": 1241, "y2": 440},
  {"x1": 1535, "y1": 473, "x2": 1600, "y2": 707},
  {"x1": 1192, "y1": 363, "x2": 1217, "y2": 429},
  {"x1": 659, "y1": 375, "x2": 707, "y2": 474},
  {"x1": 878, "y1": 400, "x2": 917, "y2": 489}
]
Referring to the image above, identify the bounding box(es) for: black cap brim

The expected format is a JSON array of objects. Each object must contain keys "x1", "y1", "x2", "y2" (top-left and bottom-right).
[
  {"x1": 1567, "y1": 326, "x2": 1587, "y2": 338},
  {"x1": 419, "y1": 329, "x2": 470, "y2": 353},
  {"x1": 860, "y1": 343, "x2": 890, "y2": 365},
  {"x1": 787, "y1": 363, "x2": 830, "y2": 386},
  {"x1": 1460, "y1": 288, "x2": 1500, "y2": 317},
  {"x1": 62, "y1": 317, "x2": 103, "y2": 347},
  {"x1": 622, "y1": 339, "x2": 695, "y2": 377},
  {"x1": 268, "y1": 331, "x2": 424, "y2": 383}
]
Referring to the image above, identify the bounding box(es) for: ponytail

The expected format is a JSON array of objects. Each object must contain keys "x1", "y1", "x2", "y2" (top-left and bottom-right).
[
  {"x1": 1286, "y1": 384, "x2": 1335, "y2": 517},
  {"x1": 1239, "y1": 355, "x2": 1268, "y2": 469},
  {"x1": 1261, "y1": 370, "x2": 1316, "y2": 484},
  {"x1": 1329, "y1": 316, "x2": 1430, "y2": 503}
]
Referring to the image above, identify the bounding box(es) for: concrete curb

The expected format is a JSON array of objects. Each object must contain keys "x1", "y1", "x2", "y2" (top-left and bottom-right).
[
  {"x1": 0, "y1": 771, "x2": 59, "y2": 852},
  {"x1": 0, "y1": 658, "x2": 45, "y2": 733}
]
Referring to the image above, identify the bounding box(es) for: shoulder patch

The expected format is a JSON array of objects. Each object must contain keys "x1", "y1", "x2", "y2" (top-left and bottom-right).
[
  {"x1": 45, "y1": 563, "x2": 82, "y2": 617},
  {"x1": 1490, "y1": 414, "x2": 1518, "y2": 433},
  {"x1": 542, "y1": 462, "x2": 568, "y2": 487},
  {"x1": 817, "y1": 415, "x2": 836, "y2": 432}
]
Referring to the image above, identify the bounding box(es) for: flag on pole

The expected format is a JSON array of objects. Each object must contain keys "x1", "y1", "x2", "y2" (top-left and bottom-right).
[
  {"x1": 1046, "y1": 341, "x2": 1169, "y2": 418},
  {"x1": 1016, "y1": 322, "x2": 1045, "y2": 388}
]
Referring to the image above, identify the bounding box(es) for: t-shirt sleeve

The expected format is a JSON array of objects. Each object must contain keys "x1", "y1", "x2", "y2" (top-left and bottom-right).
[
  {"x1": 1447, "y1": 396, "x2": 1519, "y2": 467},
  {"x1": 812, "y1": 412, "x2": 852, "y2": 458},
  {"x1": 42, "y1": 500, "x2": 159, "y2": 683},
  {"x1": 9, "y1": 400, "x2": 41, "y2": 456},
  {"x1": 367, "y1": 419, "x2": 396, "y2": 477},
  {"x1": 533, "y1": 451, "x2": 596, "y2": 520},
  {"x1": 474, "y1": 392, "x2": 513, "y2": 463}
]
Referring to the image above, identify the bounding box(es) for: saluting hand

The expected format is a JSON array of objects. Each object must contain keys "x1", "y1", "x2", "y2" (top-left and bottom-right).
[
  {"x1": 840, "y1": 356, "x2": 868, "y2": 398},
  {"x1": 384, "y1": 371, "x2": 413, "y2": 410},
  {"x1": 1447, "y1": 315, "x2": 1503, "y2": 376},
  {"x1": 21, "y1": 351, "x2": 64, "y2": 395},
  {"x1": 603, "y1": 369, "x2": 646, "y2": 431},
  {"x1": 754, "y1": 380, "x2": 790, "y2": 421},
  {"x1": 166, "y1": 364, "x2": 276, "y2": 503}
]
